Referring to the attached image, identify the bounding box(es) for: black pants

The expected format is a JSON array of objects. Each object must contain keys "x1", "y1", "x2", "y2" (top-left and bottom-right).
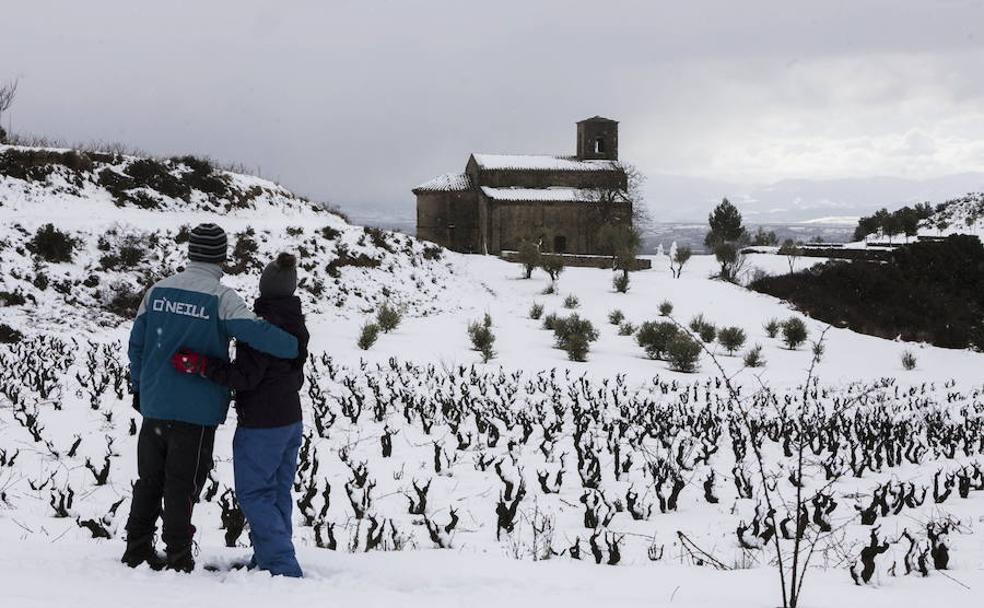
[{"x1": 125, "y1": 418, "x2": 216, "y2": 551}]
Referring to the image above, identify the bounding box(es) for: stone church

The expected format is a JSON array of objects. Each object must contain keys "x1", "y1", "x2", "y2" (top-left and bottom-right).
[{"x1": 413, "y1": 116, "x2": 632, "y2": 255}]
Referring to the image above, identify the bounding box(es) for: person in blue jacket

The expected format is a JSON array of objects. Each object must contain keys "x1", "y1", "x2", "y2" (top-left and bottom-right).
[
  {"x1": 122, "y1": 223, "x2": 298, "y2": 573},
  {"x1": 171, "y1": 252, "x2": 308, "y2": 578}
]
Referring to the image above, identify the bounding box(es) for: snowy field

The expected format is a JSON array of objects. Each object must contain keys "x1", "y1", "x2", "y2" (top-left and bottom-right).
[
  {"x1": 311, "y1": 253, "x2": 984, "y2": 388},
  {"x1": 4, "y1": 255, "x2": 984, "y2": 608},
  {"x1": 3, "y1": 148, "x2": 984, "y2": 608},
  {"x1": 5, "y1": 540, "x2": 982, "y2": 608}
]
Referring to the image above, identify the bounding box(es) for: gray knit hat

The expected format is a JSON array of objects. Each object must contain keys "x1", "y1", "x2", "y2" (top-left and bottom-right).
[
  {"x1": 188, "y1": 223, "x2": 227, "y2": 264},
  {"x1": 259, "y1": 252, "x2": 297, "y2": 298}
]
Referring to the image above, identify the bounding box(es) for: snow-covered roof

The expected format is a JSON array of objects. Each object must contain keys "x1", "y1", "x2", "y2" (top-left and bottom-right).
[
  {"x1": 471, "y1": 154, "x2": 620, "y2": 172},
  {"x1": 480, "y1": 186, "x2": 616, "y2": 203},
  {"x1": 412, "y1": 172, "x2": 472, "y2": 192}
]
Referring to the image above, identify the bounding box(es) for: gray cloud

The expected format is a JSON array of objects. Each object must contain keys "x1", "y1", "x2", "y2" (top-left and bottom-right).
[{"x1": 2, "y1": 0, "x2": 983, "y2": 221}]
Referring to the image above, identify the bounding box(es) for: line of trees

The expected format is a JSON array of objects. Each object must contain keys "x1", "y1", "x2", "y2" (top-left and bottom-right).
[{"x1": 852, "y1": 203, "x2": 933, "y2": 242}]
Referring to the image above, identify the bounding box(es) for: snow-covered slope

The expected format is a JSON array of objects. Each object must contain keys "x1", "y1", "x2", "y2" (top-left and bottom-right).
[
  {"x1": 824, "y1": 191, "x2": 983, "y2": 248},
  {"x1": 0, "y1": 145, "x2": 470, "y2": 335},
  {"x1": 920, "y1": 192, "x2": 984, "y2": 239}
]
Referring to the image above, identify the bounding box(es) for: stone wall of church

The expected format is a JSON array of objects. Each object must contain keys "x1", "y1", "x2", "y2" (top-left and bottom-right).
[
  {"x1": 415, "y1": 190, "x2": 481, "y2": 253},
  {"x1": 500, "y1": 251, "x2": 652, "y2": 270},
  {"x1": 485, "y1": 198, "x2": 633, "y2": 255}
]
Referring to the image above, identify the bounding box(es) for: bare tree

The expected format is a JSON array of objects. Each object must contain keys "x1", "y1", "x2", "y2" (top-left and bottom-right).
[
  {"x1": 778, "y1": 239, "x2": 803, "y2": 274},
  {"x1": 0, "y1": 78, "x2": 19, "y2": 141},
  {"x1": 620, "y1": 162, "x2": 650, "y2": 230},
  {"x1": 670, "y1": 245, "x2": 692, "y2": 278},
  {"x1": 591, "y1": 161, "x2": 647, "y2": 276}
]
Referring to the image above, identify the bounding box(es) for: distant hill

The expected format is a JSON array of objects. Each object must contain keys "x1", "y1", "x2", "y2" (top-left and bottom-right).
[
  {"x1": 920, "y1": 192, "x2": 984, "y2": 239},
  {"x1": 644, "y1": 172, "x2": 984, "y2": 223},
  {"x1": 845, "y1": 191, "x2": 984, "y2": 243}
]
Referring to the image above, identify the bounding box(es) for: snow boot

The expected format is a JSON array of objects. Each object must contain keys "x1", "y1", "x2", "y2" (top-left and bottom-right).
[
  {"x1": 121, "y1": 536, "x2": 166, "y2": 571},
  {"x1": 166, "y1": 545, "x2": 196, "y2": 573}
]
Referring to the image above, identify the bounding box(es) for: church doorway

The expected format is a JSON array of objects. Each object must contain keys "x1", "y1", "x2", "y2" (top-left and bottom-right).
[{"x1": 553, "y1": 235, "x2": 567, "y2": 253}]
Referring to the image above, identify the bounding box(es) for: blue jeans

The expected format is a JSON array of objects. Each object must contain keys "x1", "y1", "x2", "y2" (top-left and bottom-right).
[{"x1": 233, "y1": 422, "x2": 303, "y2": 577}]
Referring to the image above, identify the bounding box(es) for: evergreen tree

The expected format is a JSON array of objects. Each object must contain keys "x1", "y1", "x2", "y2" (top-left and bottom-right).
[
  {"x1": 705, "y1": 199, "x2": 748, "y2": 280},
  {"x1": 704, "y1": 198, "x2": 746, "y2": 248}
]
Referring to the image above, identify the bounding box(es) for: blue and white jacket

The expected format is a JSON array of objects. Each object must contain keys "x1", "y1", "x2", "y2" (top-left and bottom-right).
[{"x1": 128, "y1": 262, "x2": 299, "y2": 426}]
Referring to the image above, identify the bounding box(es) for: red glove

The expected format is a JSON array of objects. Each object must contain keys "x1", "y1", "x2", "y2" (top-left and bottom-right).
[{"x1": 171, "y1": 350, "x2": 207, "y2": 376}]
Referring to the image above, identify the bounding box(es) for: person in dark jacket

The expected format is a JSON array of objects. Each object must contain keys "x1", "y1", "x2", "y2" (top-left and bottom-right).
[
  {"x1": 124, "y1": 224, "x2": 298, "y2": 573},
  {"x1": 171, "y1": 252, "x2": 308, "y2": 578}
]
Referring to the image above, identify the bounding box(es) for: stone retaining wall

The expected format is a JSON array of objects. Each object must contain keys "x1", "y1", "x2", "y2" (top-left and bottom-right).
[{"x1": 500, "y1": 251, "x2": 652, "y2": 270}]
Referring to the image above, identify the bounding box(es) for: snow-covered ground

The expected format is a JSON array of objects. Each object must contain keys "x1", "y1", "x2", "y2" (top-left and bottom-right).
[
  {"x1": 921, "y1": 192, "x2": 984, "y2": 240},
  {"x1": 4, "y1": 147, "x2": 984, "y2": 608},
  {"x1": 4, "y1": 338, "x2": 984, "y2": 607},
  {"x1": 313, "y1": 253, "x2": 984, "y2": 388},
  {"x1": 6, "y1": 540, "x2": 982, "y2": 608}
]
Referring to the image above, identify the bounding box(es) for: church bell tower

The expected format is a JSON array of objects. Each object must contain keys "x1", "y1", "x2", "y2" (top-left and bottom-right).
[{"x1": 576, "y1": 116, "x2": 619, "y2": 161}]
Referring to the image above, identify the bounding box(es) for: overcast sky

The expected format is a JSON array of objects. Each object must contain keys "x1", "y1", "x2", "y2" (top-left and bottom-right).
[{"x1": 3, "y1": 0, "x2": 983, "y2": 221}]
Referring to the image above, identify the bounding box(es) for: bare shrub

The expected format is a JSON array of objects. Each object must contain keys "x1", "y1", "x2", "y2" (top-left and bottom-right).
[
  {"x1": 468, "y1": 317, "x2": 496, "y2": 363},
  {"x1": 743, "y1": 344, "x2": 765, "y2": 367},
  {"x1": 764, "y1": 318, "x2": 780, "y2": 338}
]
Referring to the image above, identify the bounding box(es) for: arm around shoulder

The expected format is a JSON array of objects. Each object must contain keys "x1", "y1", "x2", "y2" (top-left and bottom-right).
[{"x1": 217, "y1": 287, "x2": 298, "y2": 359}]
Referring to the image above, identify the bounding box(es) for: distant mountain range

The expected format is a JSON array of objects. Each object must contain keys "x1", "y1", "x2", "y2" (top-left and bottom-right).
[{"x1": 644, "y1": 172, "x2": 984, "y2": 223}]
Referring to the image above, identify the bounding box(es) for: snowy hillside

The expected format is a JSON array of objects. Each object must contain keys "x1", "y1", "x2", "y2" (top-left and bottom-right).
[
  {"x1": 920, "y1": 192, "x2": 984, "y2": 239},
  {"x1": 855, "y1": 191, "x2": 984, "y2": 244},
  {"x1": 0, "y1": 145, "x2": 469, "y2": 336},
  {"x1": 4, "y1": 145, "x2": 984, "y2": 608}
]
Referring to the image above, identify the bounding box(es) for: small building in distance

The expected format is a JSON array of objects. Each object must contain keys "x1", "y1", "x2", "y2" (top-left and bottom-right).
[{"x1": 413, "y1": 116, "x2": 632, "y2": 255}]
